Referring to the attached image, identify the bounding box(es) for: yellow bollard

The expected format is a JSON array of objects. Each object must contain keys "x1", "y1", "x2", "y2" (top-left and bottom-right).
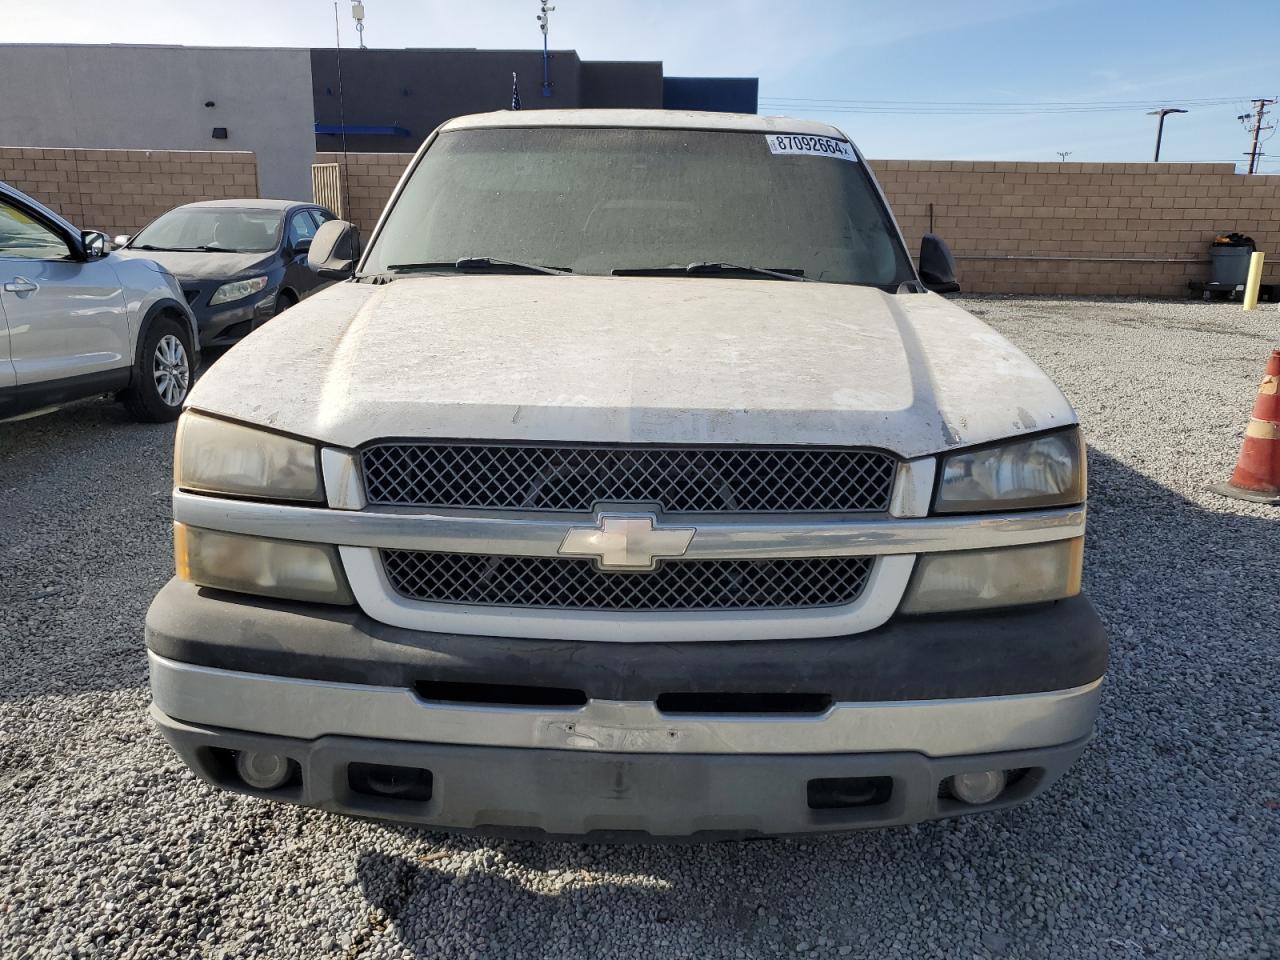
[{"x1": 1242, "y1": 251, "x2": 1265, "y2": 310}]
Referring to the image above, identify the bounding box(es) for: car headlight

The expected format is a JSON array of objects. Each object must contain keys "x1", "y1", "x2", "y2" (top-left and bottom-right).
[
  {"x1": 208, "y1": 274, "x2": 269, "y2": 305},
  {"x1": 901, "y1": 539, "x2": 1083, "y2": 614},
  {"x1": 934, "y1": 428, "x2": 1085, "y2": 513},
  {"x1": 175, "y1": 412, "x2": 323, "y2": 502},
  {"x1": 175, "y1": 523, "x2": 353, "y2": 605}
]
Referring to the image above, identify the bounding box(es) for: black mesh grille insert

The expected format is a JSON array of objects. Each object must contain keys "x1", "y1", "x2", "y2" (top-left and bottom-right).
[
  {"x1": 361, "y1": 443, "x2": 896, "y2": 514},
  {"x1": 381, "y1": 550, "x2": 874, "y2": 611}
]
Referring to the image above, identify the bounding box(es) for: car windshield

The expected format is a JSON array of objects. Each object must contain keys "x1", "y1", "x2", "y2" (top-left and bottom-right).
[
  {"x1": 131, "y1": 207, "x2": 283, "y2": 253},
  {"x1": 362, "y1": 127, "x2": 914, "y2": 288}
]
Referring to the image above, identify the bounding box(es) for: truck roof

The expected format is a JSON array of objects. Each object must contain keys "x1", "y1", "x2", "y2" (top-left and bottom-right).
[{"x1": 441, "y1": 109, "x2": 850, "y2": 140}]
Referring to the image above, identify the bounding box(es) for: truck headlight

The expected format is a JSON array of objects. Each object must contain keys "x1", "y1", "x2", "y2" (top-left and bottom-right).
[
  {"x1": 934, "y1": 429, "x2": 1085, "y2": 513},
  {"x1": 175, "y1": 523, "x2": 353, "y2": 604},
  {"x1": 901, "y1": 539, "x2": 1083, "y2": 614},
  {"x1": 175, "y1": 413, "x2": 323, "y2": 502},
  {"x1": 208, "y1": 275, "x2": 269, "y2": 305}
]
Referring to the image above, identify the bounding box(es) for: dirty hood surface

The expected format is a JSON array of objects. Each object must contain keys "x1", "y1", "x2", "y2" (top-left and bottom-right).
[{"x1": 188, "y1": 275, "x2": 1076, "y2": 459}]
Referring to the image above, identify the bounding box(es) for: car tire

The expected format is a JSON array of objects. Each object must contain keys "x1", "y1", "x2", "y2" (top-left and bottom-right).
[
  {"x1": 274, "y1": 290, "x2": 297, "y2": 316},
  {"x1": 122, "y1": 314, "x2": 193, "y2": 423}
]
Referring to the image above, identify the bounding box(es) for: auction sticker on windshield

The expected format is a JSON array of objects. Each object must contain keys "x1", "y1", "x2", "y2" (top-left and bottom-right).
[{"x1": 765, "y1": 134, "x2": 857, "y2": 161}]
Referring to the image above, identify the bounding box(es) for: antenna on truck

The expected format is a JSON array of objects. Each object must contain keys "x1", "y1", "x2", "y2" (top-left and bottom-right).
[{"x1": 332, "y1": 2, "x2": 353, "y2": 221}]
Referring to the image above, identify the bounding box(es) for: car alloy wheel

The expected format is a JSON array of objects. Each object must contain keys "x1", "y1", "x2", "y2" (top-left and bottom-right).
[{"x1": 153, "y1": 334, "x2": 191, "y2": 407}]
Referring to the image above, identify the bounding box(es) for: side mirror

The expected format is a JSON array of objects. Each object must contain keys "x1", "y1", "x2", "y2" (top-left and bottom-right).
[
  {"x1": 918, "y1": 233, "x2": 960, "y2": 294},
  {"x1": 113, "y1": 234, "x2": 132, "y2": 249},
  {"x1": 82, "y1": 230, "x2": 109, "y2": 258},
  {"x1": 308, "y1": 220, "x2": 359, "y2": 279}
]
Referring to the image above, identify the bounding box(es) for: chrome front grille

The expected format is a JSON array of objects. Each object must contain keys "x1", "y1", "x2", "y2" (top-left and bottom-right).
[
  {"x1": 381, "y1": 550, "x2": 874, "y2": 612},
  {"x1": 361, "y1": 442, "x2": 896, "y2": 514}
]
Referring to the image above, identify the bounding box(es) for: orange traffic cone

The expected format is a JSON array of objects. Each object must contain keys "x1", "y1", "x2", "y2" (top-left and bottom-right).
[{"x1": 1211, "y1": 349, "x2": 1280, "y2": 504}]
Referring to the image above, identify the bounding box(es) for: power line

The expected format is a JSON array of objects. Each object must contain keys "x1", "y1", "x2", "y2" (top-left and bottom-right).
[
  {"x1": 758, "y1": 104, "x2": 1248, "y2": 116},
  {"x1": 757, "y1": 95, "x2": 1256, "y2": 117},
  {"x1": 757, "y1": 94, "x2": 1249, "y2": 106},
  {"x1": 758, "y1": 105, "x2": 1240, "y2": 116},
  {"x1": 760, "y1": 94, "x2": 1249, "y2": 106}
]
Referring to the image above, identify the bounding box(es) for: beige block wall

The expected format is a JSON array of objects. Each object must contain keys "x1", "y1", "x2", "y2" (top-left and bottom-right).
[
  {"x1": 1, "y1": 147, "x2": 259, "y2": 237},
  {"x1": 316, "y1": 152, "x2": 1280, "y2": 297},
  {"x1": 874, "y1": 160, "x2": 1280, "y2": 296},
  {"x1": 315, "y1": 152, "x2": 411, "y2": 241}
]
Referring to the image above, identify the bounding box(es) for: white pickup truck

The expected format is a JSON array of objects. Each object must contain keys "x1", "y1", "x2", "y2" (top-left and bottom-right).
[{"x1": 146, "y1": 110, "x2": 1106, "y2": 839}]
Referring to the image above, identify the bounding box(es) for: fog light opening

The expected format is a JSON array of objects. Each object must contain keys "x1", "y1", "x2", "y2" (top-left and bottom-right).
[
  {"x1": 946, "y1": 769, "x2": 1008, "y2": 806},
  {"x1": 234, "y1": 750, "x2": 294, "y2": 791}
]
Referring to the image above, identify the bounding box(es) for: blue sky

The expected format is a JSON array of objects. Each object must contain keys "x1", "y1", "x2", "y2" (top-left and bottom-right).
[{"x1": 14, "y1": 0, "x2": 1280, "y2": 168}]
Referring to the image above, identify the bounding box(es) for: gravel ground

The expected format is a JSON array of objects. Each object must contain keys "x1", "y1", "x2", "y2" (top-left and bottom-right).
[{"x1": 1, "y1": 296, "x2": 1277, "y2": 960}]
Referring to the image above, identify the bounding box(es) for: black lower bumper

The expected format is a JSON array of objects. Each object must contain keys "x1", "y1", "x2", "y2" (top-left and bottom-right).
[
  {"x1": 153, "y1": 707, "x2": 1091, "y2": 841},
  {"x1": 145, "y1": 580, "x2": 1108, "y2": 703},
  {"x1": 188, "y1": 291, "x2": 278, "y2": 347}
]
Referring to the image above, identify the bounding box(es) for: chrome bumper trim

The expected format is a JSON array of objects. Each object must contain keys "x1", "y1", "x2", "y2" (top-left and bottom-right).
[
  {"x1": 172, "y1": 489, "x2": 1085, "y2": 560},
  {"x1": 148, "y1": 652, "x2": 1102, "y2": 758}
]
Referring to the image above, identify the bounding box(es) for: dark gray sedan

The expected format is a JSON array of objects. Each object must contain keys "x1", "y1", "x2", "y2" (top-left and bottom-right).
[{"x1": 115, "y1": 199, "x2": 337, "y2": 348}]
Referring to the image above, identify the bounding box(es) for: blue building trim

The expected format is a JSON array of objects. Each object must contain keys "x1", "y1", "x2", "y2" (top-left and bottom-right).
[{"x1": 314, "y1": 123, "x2": 411, "y2": 137}]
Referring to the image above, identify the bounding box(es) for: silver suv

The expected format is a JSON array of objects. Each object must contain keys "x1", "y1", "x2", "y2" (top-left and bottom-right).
[{"x1": 0, "y1": 182, "x2": 198, "y2": 422}]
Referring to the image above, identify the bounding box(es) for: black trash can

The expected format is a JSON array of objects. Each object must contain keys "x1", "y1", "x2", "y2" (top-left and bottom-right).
[{"x1": 1210, "y1": 233, "x2": 1256, "y2": 288}]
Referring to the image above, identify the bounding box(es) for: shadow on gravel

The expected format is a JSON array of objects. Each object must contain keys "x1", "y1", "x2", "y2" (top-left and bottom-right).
[
  {"x1": 0, "y1": 399, "x2": 158, "y2": 479},
  {"x1": 353, "y1": 847, "x2": 695, "y2": 959}
]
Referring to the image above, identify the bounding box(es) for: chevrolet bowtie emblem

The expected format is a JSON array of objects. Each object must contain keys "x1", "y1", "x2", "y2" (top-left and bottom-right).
[{"x1": 559, "y1": 512, "x2": 696, "y2": 571}]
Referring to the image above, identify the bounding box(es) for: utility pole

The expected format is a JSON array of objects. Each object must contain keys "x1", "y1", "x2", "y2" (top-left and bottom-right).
[
  {"x1": 1147, "y1": 107, "x2": 1188, "y2": 161},
  {"x1": 1056, "y1": 151, "x2": 1072, "y2": 163},
  {"x1": 1238, "y1": 98, "x2": 1276, "y2": 175}
]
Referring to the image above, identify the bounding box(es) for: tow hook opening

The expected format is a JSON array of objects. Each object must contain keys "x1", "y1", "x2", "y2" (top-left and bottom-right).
[
  {"x1": 806, "y1": 775, "x2": 894, "y2": 810},
  {"x1": 348, "y1": 762, "x2": 434, "y2": 802}
]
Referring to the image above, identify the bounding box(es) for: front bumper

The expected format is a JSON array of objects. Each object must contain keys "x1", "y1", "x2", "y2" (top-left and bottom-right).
[
  {"x1": 181, "y1": 283, "x2": 278, "y2": 347},
  {"x1": 152, "y1": 707, "x2": 1091, "y2": 840},
  {"x1": 146, "y1": 581, "x2": 1106, "y2": 838}
]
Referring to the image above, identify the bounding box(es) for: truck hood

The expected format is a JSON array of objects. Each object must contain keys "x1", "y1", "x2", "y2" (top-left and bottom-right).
[{"x1": 187, "y1": 275, "x2": 1075, "y2": 459}]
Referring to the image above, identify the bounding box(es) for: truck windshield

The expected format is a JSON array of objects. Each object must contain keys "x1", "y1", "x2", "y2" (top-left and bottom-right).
[{"x1": 362, "y1": 127, "x2": 914, "y2": 288}]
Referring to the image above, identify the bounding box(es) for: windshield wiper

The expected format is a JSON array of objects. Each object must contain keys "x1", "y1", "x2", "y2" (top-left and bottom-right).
[
  {"x1": 132, "y1": 244, "x2": 249, "y2": 253},
  {"x1": 386, "y1": 257, "x2": 571, "y2": 277},
  {"x1": 612, "y1": 262, "x2": 812, "y2": 281}
]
